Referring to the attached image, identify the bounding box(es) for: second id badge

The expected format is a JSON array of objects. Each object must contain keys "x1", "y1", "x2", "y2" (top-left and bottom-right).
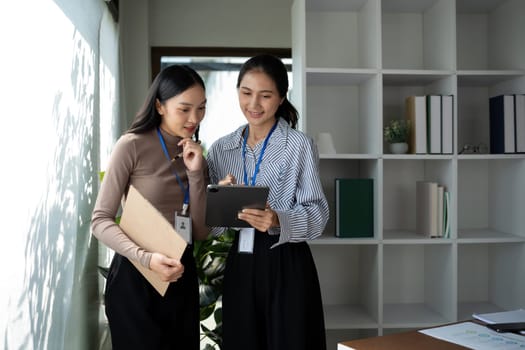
[
  {"x1": 175, "y1": 212, "x2": 192, "y2": 244},
  {"x1": 238, "y1": 227, "x2": 255, "y2": 254}
]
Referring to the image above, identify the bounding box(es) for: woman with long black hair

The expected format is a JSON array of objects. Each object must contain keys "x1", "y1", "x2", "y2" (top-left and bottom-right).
[
  {"x1": 207, "y1": 54, "x2": 329, "y2": 350},
  {"x1": 91, "y1": 65, "x2": 209, "y2": 349}
]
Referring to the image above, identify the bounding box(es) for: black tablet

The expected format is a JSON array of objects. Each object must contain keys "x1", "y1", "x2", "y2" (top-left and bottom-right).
[{"x1": 205, "y1": 184, "x2": 270, "y2": 227}]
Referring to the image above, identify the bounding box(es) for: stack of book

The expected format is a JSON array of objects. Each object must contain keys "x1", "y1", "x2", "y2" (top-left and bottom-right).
[
  {"x1": 489, "y1": 94, "x2": 525, "y2": 154},
  {"x1": 405, "y1": 95, "x2": 454, "y2": 154},
  {"x1": 416, "y1": 181, "x2": 450, "y2": 238}
]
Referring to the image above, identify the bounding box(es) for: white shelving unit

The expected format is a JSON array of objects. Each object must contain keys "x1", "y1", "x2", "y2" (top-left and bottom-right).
[{"x1": 291, "y1": 0, "x2": 525, "y2": 348}]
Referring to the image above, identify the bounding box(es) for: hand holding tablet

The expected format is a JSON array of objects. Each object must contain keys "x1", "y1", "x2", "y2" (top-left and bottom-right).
[{"x1": 205, "y1": 184, "x2": 270, "y2": 228}]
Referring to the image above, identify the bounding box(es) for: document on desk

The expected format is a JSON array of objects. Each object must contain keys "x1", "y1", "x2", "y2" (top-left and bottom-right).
[
  {"x1": 119, "y1": 185, "x2": 187, "y2": 296},
  {"x1": 419, "y1": 321, "x2": 525, "y2": 350}
]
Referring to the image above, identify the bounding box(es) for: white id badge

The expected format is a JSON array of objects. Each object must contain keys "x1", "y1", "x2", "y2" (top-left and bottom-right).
[
  {"x1": 175, "y1": 212, "x2": 192, "y2": 244},
  {"x1": 238, "y1": 227, "x2": 255, "y2": 254}
]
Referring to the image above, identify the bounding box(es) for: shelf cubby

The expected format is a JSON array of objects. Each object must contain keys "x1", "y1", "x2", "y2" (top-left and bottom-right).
[
  {"x1": 457, "y1": 242, "x2": 525, "y2": 320},
  {"x1": 305, "y1": 0, "x2": 380, "y2": 69},
  {"x1": 382, "y1": 244, "x2": 455, "y2": 328},
  {"x1": 456, "y1": 74, "x2": 525, "y2": 152},
  {"x1": 457, "y1": 158, "x2": 525, "y2": 240},
  {"x1": 456, "y1": 0, "x2": 525, "y2": 71},
  {"x1": 382, "y1": 73, "x2": 456, "y2": 154},
  {"x1": 381, "y1": 0, "x2": 455, "y2": 71},
  {"x1": 383, "y1": 159, "x2": 454, "y2": 240},
  {"x1": 306, "y1": 72, "x2": 380, "y2": 155},
  {"x1": 319, "y1": 158, "x2": 379, "y2": 239},
  {"x1": 310, "y1": 244, "x2": 379, "y2": 329}
]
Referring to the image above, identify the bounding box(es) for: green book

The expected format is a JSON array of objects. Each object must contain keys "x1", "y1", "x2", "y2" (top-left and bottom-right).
[{"x1": 335, "y1": 178, "x2": 374, "y2": 238}]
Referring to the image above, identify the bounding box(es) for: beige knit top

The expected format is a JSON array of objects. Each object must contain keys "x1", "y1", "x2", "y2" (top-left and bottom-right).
[{"x1": 91, "y1": 128, "x2": 209, "y2": 269}]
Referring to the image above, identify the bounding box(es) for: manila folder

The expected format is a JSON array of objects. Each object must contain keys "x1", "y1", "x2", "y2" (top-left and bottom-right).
[{"x1": 119, "y1": 185, "x2": 187, "y2": 296}]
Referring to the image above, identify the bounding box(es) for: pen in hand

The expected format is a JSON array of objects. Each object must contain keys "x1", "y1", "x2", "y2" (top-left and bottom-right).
[
  {"x1": 171, "y1": 140, "x2": 201, "y2": 162},
  {"x1": 171, "y1": 152, "x2": 184, "y2": 162}
]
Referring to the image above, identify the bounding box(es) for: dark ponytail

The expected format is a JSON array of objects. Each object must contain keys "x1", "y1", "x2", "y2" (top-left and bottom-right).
[{"x1": 276, "y1": 98, "x2": 298, "y2": 129}]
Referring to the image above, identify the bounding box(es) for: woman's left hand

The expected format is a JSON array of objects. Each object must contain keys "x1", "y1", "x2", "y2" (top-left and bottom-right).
[
  {"x1": 178, "y1": 138, "x2": 203, "y2": 171},
  {"x1": 237, "y1": 205, "x2": 279, "y2": 232}
]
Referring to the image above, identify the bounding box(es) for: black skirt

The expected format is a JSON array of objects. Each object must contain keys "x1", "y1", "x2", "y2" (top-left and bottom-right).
[
  {"x1": 104, "y1": 246, "x2": 199, "y2": 350},
  {"x1": 222, "y1": 231, "x2": 326, "y2": 350}
]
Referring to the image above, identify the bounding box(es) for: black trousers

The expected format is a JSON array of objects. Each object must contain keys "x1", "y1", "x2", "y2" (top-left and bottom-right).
[
  {"x1": 222, "y1": 231, "x2": 326, "y2": 350},
  {"x1": 104, "y1": 246, "x2": 199, "y2": 350}
]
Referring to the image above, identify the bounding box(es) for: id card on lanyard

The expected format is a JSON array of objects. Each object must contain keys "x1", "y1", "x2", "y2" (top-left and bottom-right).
[
  {"x1": 157, "y1": 128, "x2": 192, "y2": 244},
  {"x1": 238, "y1": 121, "x2": 277, "y2": 253}
]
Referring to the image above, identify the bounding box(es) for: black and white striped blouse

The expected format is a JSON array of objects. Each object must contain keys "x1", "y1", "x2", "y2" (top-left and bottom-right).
[{"x1": 206, "y1": 117, "x2": 329, "y2": 247}]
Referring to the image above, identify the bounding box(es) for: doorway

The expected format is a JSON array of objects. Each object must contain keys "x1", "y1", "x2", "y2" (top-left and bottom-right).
[{"x1": 150, "y1": 47, "x2": 292, "y2": 149}]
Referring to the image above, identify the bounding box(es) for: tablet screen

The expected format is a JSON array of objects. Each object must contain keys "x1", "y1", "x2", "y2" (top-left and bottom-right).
[{"x1": 205, "y1": 184, "x2": 270, "y2": 228}]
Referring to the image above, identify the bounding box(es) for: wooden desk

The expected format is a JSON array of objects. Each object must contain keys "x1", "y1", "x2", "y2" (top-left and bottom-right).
[{"x1": 338, "y1": 328, "x2": 470, "y2": 350}]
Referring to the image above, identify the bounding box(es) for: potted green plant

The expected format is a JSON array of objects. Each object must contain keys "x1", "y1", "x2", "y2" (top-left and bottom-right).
[
  {"x1": 194, "y1": 229, "x2": 235, "y2": 349},
  {"x1": 384, "y1": 119, "x2": 410, "y2": 154}
]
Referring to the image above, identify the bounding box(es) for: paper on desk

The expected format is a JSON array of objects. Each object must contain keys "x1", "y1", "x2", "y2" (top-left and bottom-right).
[
  {"x1": 473, "y1": 309, "x2": 525, "y2": 324},
  {"x1": 420, "y1": 321, "x2": 525, "y2": 350},
  {"x1": 119, "y1": 185, "x2": 187, "y2": 296}
]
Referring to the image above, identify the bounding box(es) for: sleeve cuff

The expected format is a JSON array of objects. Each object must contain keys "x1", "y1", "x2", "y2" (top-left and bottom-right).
[{"x1": 140, "y1": 251, "x2": 152, "y2": 269}]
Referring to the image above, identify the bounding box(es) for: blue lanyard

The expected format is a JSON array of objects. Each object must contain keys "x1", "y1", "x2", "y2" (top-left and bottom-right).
[
  {"x1": 156, "y1": 128, "x2": 190, "y2": 215},
  {"x1": 242, "y1": 120, "x2": 278, "y2": 186}
]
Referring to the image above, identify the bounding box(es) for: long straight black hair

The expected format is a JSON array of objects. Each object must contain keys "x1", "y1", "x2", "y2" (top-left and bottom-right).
[
  {"x1": 127, "y1": 65, "x2": 205, "y2": 140},
  {"x1": 237, "y1": 54, "x2": 299, "y2": 129}
]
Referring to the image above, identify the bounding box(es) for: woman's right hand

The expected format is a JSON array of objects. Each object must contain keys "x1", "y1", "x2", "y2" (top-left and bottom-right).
[
  {"x1": 149, "y1": 252, "x2": 184, "y2": 282},
  {"x1": 219, "y1": 173, "x2": 237, "y2": 185}
]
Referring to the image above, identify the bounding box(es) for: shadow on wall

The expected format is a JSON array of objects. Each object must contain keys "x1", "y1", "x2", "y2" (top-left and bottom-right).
[{"x1": 4, "y1": 29, "x2": 100, "y2": 350}]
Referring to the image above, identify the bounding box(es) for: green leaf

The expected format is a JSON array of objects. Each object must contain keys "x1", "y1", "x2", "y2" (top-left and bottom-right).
[
  {"x1": 193, "y1": 228, "x2": 234, "y2": 348},
  {"x1": 200, "y1": 303, "x2": 216, "y2": 321},
  {"x1": 98, "y1": 266, "x2": 109, "y2": 279},
  {"x1": 214, "y1": 307, "x2": 223, "y2": 325},
  {"x1": 199, "y1": 284, "x2": 220, "y2": 307},
  {"x1": 384, "y1": 119, "x2": 411, "y2": 143}
]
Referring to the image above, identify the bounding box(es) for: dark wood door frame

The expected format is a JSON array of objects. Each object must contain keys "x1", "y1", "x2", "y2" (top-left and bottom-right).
[{"x1": 150, "y1": 46, "x2": 291, "y2": 82}]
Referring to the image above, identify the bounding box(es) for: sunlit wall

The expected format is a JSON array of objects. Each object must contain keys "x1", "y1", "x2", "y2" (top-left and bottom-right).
[{"x1": 0, "y1": 0, "x2": 119, "y2": 349}]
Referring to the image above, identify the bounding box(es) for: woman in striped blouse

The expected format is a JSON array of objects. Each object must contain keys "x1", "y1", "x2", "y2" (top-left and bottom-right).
[{"x1": 207, "y1": 54, "x2": 329, "y2": 350}]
